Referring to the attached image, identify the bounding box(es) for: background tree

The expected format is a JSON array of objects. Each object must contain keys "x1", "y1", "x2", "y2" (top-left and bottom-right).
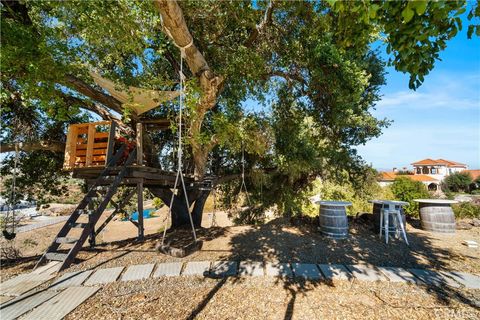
[
  {"x1": 442, "y1": 172, "x2": 473, "y2": 193},
  {"x1": 1, "y1": 0, "x2": 478, "y2": 227},
  {"x1": 390, "y1": 177, "x2": 430, "y2": 217}
]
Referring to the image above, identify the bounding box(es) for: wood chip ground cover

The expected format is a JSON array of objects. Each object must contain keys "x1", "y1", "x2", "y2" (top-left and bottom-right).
[{"x1": 65, "y1": 277, "x2": 480, "y2": 320}]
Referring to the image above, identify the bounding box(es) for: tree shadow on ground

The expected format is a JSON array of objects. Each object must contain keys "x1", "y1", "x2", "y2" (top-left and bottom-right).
[{"x1": 223, "y1": 217, "x2": 479, "y2": 312}]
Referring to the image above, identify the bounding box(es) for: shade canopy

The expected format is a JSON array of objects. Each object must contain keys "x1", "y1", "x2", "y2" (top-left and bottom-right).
[{"x1": 89, "y1": 71, "x2": 180, "y2": 115}]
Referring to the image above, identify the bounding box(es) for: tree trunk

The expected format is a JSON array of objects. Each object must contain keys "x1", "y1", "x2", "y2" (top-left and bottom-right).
[
  {"x1": 153, "y1": 0, "x2": 224, "y2": 181},
  {"x1": 149, "y1": 187, "x2": 208, "y2": 228}
]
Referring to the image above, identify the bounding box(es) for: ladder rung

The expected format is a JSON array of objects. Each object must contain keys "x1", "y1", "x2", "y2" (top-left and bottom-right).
[
  {"x1": 55, "y1": 237, "x2": 78, "y2": 244},
  {"x1": 45, "y1": 252, "x2": 68, "y2": 261},
  {"x1": 70, "y1": 222, "x2": 88, "y2": 228}
]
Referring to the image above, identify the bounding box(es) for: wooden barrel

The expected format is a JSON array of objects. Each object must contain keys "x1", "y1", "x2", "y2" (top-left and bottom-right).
[
  {"x1": 319, "y1": 204, "x2": 349, "y2": 239},
  {"x1": 372, "y1": 203, "x2": 406, "y2": 233},
  {"x1": 419, "y1": 203, "x2": 456, "y2": 233}
]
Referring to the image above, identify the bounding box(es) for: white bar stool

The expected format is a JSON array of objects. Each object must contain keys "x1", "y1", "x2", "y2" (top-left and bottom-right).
[{"x1": 379, "y1": 207, "x2": 409, "y2": 245}]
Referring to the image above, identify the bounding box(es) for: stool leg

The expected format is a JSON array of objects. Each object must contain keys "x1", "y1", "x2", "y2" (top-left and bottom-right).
[
  {"x1": 379, "y1": 209, "x2": 384, "y2": 239},
  {"x1": 397, "y1": 211, "x2": 409, "y2": 245},
  {"x1": 393, "y1": 212, "x2": 400, "y2": 239},
  {"x1": 385, "y1": 210, "x2": 389, "y2": 244}
]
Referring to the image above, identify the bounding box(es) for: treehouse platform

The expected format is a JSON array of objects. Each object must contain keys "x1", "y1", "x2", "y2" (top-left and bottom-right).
[{"x1": 36, "y1": 120, "x2": 210, "y2": 271}]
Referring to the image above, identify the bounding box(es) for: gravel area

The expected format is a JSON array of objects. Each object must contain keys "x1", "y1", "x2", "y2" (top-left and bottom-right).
[
  {"x1": 65, "y1": 277, "x2": 480, "y2": 320},
  {"x1": 2, "y1": 212, "x2": 480, "y2": 281}
]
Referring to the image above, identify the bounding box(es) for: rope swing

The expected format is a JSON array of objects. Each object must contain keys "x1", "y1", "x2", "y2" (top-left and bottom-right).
[
  {"x1": 159, "y1": 47, "x2": 201, "y2": 257},
  {"x1": 236, "y1": 141, "x2": 251, "y2": 208}
]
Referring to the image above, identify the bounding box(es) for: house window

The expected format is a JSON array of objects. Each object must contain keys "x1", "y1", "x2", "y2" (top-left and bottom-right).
[
  {"x1": 422, "y1": 167, "x2": 429, "y2": 174},
  {"x1": 416, "y1": 168, "x2": 421, "y2": 174},
  {"x1": 431, "y1": 168, "x2": 436, "y2": 174}
]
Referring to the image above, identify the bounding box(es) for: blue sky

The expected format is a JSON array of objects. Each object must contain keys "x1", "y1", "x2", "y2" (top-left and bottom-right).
[{"x1": 357, "y1": 22, "x2": 480, "y2": 170}]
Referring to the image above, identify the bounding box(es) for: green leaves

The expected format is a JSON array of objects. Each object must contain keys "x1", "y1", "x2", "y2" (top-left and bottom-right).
[{"x1": 402, "y1": 6, "x2": 415, "y2": 23}]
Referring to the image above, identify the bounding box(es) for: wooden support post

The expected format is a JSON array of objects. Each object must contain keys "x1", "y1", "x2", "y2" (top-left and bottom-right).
[
  {"x1": 88, "y1": 193, "x2": 96, "y2": 247},
  {"x1": 85, "y1": 124, "x2": 96, "y2": 167},
  {"x1": 64, "y1": 125, "x2": 78, "y2": 169},
  {"x1": 106, "y1": 121, "x2": 116, "y2": 165},
  {"x1": 136, "y1": 122, "x2": 143, "y2": 166},
  {"x1": 137, "y1": 181, "x2": 144, "y2": 241}
]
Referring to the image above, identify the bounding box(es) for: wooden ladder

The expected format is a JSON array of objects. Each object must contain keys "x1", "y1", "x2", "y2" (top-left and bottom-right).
[{"x1": 34, "y1": 144, "x2": 137, "y2": 272}]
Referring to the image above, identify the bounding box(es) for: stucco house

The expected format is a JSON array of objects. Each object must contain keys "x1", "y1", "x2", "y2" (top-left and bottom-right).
[
  {"x1": 411, "y1": 158, "x2": 467, "y2": 181},
  {"x1": 378, "y1": 158, "x2": 469, "y2": 191}
]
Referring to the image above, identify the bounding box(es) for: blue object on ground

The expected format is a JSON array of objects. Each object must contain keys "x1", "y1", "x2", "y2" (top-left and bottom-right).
[{"x1": 123, "y1": 209, "x2": 153, "y2": 221}]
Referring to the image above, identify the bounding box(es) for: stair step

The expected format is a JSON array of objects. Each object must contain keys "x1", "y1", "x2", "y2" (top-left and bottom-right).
[
  {"x1": 70, "y1": 222, "x2": 89, "y2": 228},
  {"x1": 45, "y1": 252, "x2": 68, "y2": 261},
  {"x1": 78, "y1": 209, "x2": 95, "y2": 215},
  {"x1": 56, "y1": 237, "x2": 78, "y2": 244}
]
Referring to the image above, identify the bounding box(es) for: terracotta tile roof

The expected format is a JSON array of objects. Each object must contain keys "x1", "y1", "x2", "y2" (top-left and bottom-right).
[
  {"x1": 464, "y1": 170, "x2": 480, "y2": 180},
  {"x1": 379, "y1": 172, "x2": 397, "y2": 181},
  {"x1": 411, "y1": 158, "x2": 467, "y2": 167},
  {"x1": 411, "y1": 158, "x2": 438, "y2": 166},
  {"x1": 407, "y1": 174, "x2": 438, "y2": 182},
  {"x1": 378, "y1": 172, "x2": 438, "y2": 182}
]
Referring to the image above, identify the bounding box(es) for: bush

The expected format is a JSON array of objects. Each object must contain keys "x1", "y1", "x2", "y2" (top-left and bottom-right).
[
  {"x1": 303, "y1": 178, "x2": 392, "y2": 216},
  {"x1": 452, "y1": 202, "x2": 480, "y2": 219},
  {"x1": 442, "y1": 172, "x2": 473, "y2": 193},
  {"x1": 390, "y1": 177, "x2": 429, "y2": 217}
]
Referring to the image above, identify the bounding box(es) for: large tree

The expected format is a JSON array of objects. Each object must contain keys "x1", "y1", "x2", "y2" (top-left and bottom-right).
[{"x1": 1, "y1": 0, "x2": 478, "y2": 226}]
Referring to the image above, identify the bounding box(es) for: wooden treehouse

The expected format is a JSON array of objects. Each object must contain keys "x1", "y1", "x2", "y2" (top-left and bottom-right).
[
  {"x1": 35, "y1": 119, "x2": 201, "y2": 271},
  {"x1": 35, "y1": 69, "x2": 216, "y2": 271}
]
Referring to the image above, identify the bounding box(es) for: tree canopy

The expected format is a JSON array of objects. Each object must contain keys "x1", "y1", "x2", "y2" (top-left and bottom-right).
[{"x1": 1, "y1": 0, "x2": 478, "y2": 217}]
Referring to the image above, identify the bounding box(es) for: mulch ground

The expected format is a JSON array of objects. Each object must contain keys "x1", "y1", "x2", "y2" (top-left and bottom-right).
[
  {"x1": 65, "y1": 277, "x2": 480, "y2": 320},
  {"x1": 2, "y1": 212, "x2": 479, "y2": 319}
]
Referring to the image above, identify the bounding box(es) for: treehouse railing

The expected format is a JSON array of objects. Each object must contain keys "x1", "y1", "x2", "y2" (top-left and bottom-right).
[{"x1": 63, "y1": 121, "x2": 116, "y2": 170}]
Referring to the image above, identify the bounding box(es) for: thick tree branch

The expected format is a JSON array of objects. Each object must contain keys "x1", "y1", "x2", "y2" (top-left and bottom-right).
[
  {"x1": 63, "y1": 75, "x2": 124, "y2": 115},
  {"x1": 0, "y1": 141, "x2": 65, "y2": 153},
  {"x1": 153, "y1": 0, "x2": 225, "y2": 180},
  {"x1": 245, "y1": 0, "x2": 276, "y2": 47}
]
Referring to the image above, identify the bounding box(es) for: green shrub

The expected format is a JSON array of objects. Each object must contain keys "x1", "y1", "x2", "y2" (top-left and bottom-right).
[
  {"x1": 452, "y1": 202, "x2": 480, "y2": 219},
  {"x1": 303, "y1": 178, "x2": 391, "y2": 217},
  {"x1": 390, "y1": 177, "x2": 429, "y2": 217},
  {"x1": 442, "y1": 172, "x2": 473, "y2": 193},
  {"x1": 152, "y1": 197, "x2": 164, "y2": 209}
]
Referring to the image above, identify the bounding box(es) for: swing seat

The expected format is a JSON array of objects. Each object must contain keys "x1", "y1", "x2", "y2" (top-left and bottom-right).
[
  {"x1": 156, "y1": 240, "x2": 203, "y2": 258},
  {"x1": 2, "y1": 230, "x2": 16, "y2": 240}
]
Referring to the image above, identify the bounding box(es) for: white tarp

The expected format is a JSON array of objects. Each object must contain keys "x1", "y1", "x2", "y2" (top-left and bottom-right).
[{"x1": 89, "y1": 71, "x2": 180, "y2": 115}]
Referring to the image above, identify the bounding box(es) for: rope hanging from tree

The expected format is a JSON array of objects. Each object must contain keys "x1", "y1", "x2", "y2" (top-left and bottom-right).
[
  {"x1": 236, "y1": 141, "x2": 251, "y2": 208},
  {"x1": 3, "y1": 143, "x2": 19, "y2": 240},
  {"x1": 160, "y1": 47, "x2": 197, "y2": 247}
]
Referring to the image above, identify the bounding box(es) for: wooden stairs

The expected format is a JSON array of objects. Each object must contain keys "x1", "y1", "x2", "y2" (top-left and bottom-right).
[{"x1": 34, "y1": 144, "x2": 137, "y2": 272}]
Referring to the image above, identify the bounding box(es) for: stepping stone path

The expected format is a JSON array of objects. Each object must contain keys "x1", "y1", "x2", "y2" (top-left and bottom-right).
[
  {"x1": 1, "y1": 273, "x2": 55, "y2": 296},
  {"x1": 265, "y1": 262, "x2": 292, "y2": 278},
  {"x1": 121, "y1": 264, "x2": 155, "y2": 282},
  {"x1": 50, "y1": 270, "x2": 94, "y2": 290},
  {"x1": 84, "y1": 267, "x2": 124, "y2": 286},
  {"x1": 1, "y1": 260, "x2": 479, "y2": 319},
  {"x1": 318, "y1": 264, "x2": 352, "y2": 281},
  {"x1": 210, "y1": 261, "x2": 238, "y2": 278},
  {"x1": 409, "y1": 269, "x2": 461, "y2": 288},
  {"x1": 239, "y1": 261, "x2": 264, "y2": 276},
  {"x1": 153, "y1": 262, "x2": 183, "y2": 277},
  {"x1": 346, "y1": 264, "x2": 387, "y2": 282},
  {"x1": 183, "y1": 261, "x2": 211, "y2": 276},
  {"x1": 1, "y1": 290, "x2": 59, "y2": 320},
  {"x1": 22, "y1": 286, "x2": 100, "y2": 320},
  {"x1": 440, "y1": 271, "x2": 480, "y2": 289},
  {"x1": 377, "y1": 267, "x2": 420, "y2": 284},
  {"x1": 291, "y1": 263, "x2": 322, "y2": 280}
]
